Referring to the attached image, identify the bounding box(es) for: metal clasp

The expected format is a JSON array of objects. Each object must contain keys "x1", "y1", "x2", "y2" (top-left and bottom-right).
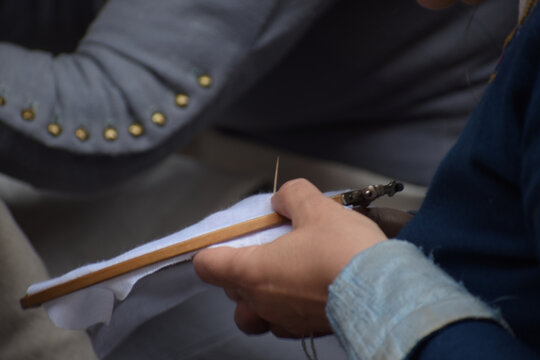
[{"x1": 341, "y1": 180, "x2": 404, "y2": 208}]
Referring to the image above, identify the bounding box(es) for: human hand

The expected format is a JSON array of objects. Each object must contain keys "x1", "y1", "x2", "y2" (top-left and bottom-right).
[{"x1": 193, "y1": 178, "x2": 387, "y2": 337}]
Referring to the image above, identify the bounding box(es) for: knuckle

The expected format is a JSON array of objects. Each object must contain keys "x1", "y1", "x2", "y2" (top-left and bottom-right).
[{"x1": 279, "y1": 178, "x2": 310, "y2": 196}]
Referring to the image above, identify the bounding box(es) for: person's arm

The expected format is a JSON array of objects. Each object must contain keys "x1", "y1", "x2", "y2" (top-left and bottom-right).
[
  {"x1": 0, "y1": 0, "x2": 335, "y2": 191},
  {"x1": 325, "y1": 239, "x2": 537, "y2": 360},
  {"x1": 194, "y1": 179, "x2": 536, "y2": 359},
  {"x1": 409, "y1": 320, "x2": 539, "y2": 360},
  {"x1": 405, "y1": 32, "x2": 540, "y2": 359}
]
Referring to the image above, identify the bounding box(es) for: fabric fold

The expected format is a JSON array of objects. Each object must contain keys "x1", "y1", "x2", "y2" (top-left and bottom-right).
[{"x1": 26, "y1": 192, "x2": 296, "y2": 355}]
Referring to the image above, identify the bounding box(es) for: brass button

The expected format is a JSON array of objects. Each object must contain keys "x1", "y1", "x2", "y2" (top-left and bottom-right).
[
  {"x1": 198, "y1": 75, "x2": 212, "y2": 88},
  {"x1": 175, "y1": 93, "x2": 190, "y2": 108},
  {"x1": 151, "y1": 112, "x2": 166, "y2": 126},
  {"x1": 0, "y1": 96, "x2": 5, "y2": 106},
  {"x1": 21, "y1": 108, "x2": 35, "y2": 121},
  {"x1": 47, "y1": 123, "x2": 62, "y2": 136},
  {"x1": 128, "y1": 123, "x2": 144, "y2": 137},
  {"x1": 75, "y1": 128, "x2": 90, "y2": 141},
  {"x1": 104, "y1": 127, "x2": 118, "y2": 141}
]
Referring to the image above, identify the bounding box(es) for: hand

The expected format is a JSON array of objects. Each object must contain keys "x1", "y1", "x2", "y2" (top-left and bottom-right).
[{"x1": 193, "y1": 178, "x2": 387, "y2": 337}]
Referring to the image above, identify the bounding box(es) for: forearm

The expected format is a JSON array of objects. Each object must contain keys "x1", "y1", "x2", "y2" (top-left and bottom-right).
[{"x1": 0, "y1": 0, "x2": 335, "y2": 191}]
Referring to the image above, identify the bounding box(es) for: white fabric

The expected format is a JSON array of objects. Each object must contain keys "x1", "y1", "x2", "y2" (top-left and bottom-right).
[{"x1": 26, "y1": 193, "x2": 299, "y2": 356}]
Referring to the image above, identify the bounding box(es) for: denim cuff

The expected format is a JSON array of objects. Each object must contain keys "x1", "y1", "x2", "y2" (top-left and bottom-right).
[{"x1": 326, "y1": 240, "x2": 505, "y2": 360}]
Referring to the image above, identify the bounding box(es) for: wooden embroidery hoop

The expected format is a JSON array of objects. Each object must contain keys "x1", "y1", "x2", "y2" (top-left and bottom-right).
[{"x1": 20, "y1": 180, "x2": 403, "y2": 309}]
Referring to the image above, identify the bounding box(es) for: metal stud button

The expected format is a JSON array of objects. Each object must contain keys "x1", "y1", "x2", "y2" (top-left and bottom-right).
[
  {"x1": 128, "y1": 123, "x2": 144, "y2": 137},
  {"x1": 198, "y1": 75, "x2": 212, "y2": 88},
  {"x1": 21, "y1": 108, "x2": 35, "y2": 121},
  {"x1": 175, "y1": 93, "x2": 189, "y2": 108},
  {"x1": 151, "y1": 112, "x2": 166, "y2": 126},
  {"x1": 104, "y1": 127, "x2": 118, "y2": 141},
  {"x1": 75, "y1": 128, "x2": 90, "y2": 141},
  {"x1": 47, "y1": 123, "x2": 62, "y2": 136}
]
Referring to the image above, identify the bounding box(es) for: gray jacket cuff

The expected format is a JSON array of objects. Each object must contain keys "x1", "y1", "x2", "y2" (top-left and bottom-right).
[
  {"x1": 326, "y1": 240, "x2": 505, "y2": 360},
  {"x1": 0, "y1": 0, "x2": 335, "y2": 191},
  {"x1": 0, "y1": 0, "x2": 334, "y2": 157}
]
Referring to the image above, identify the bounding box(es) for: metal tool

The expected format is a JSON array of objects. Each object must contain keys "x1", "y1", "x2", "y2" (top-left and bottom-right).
[{"x1": 339, "y1": 180, "x2": 404, "y2": 208}]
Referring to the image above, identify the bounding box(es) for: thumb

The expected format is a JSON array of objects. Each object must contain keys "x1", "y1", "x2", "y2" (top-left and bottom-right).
[{"x1": 193, "y1": 246, "x2": 251, "y2": 288}]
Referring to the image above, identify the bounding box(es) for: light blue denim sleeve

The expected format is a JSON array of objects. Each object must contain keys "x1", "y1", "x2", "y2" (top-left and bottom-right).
[{"x1": 326, "y1": 240, "x2": 506, "y2": 360}]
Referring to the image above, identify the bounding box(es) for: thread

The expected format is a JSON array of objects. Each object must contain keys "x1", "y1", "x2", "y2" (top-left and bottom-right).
[{"x1": 301, "y1": 334, "x2": 318, "y2": 360}]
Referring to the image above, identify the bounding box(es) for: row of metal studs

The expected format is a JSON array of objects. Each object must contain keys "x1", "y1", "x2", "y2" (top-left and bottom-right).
[{"x1": 1, "y1": 74, "x2": 211, "y2": 141}]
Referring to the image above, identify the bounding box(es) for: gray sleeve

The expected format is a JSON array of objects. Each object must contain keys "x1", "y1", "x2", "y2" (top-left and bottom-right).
[
  {"x1": 326, "y1": 240, "x2": 507, "y2": 360},
  {"x1": 0, "y1": 0, "x2": 335, "y2": 191}
]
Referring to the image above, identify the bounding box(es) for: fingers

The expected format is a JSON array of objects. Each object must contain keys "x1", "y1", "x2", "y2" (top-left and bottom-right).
[
  {"x1": 234, "y1": 300, "x2": 307, "y2": 338},
  {"x1": 269, "y1": 325, "x2": 301, "y2": 338},
  {"x1": 193, "y1": 246, "x2": 252, "y2": 288},
  {"x1": 271, "y1": 179, "x2": 341, "y2": 227},
  {"x1": 225, "y1": 288, "x2": 242, "y2": 301},
  {"x1": 271, "y1": 178, "x2": 319, "y2": 221},
  {"x1": 234, "y1": 300, "x2": 270, "y2": 334},
  {"x1": 196, "y1": 247, "x2": 272, "y2": 334}
]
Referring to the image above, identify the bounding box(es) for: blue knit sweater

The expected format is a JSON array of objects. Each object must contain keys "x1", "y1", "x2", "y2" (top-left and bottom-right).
[
  {"x1": 326, "y1": 2, "x2": 540, "y2": 359},
  {"x1": 399, "y1": 1, "x2": 540, "y2": 357}
]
